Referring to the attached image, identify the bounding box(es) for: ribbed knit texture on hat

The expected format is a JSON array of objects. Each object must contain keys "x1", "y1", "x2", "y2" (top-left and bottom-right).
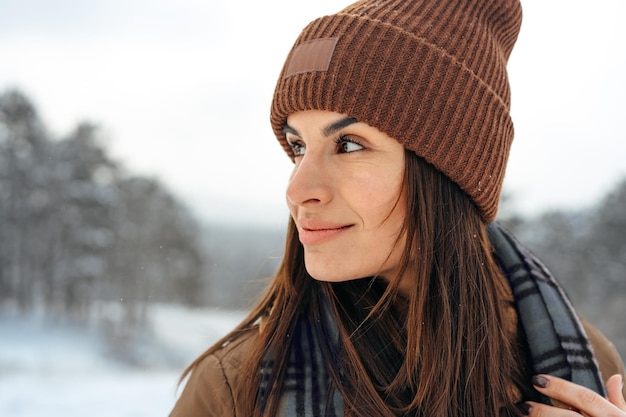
[{"x1": 270, "y1": 0, "x2": 523, "y2": 222}]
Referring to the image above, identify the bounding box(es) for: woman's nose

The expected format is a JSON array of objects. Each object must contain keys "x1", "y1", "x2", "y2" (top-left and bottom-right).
[{"x1": 286, "y1": 154, "x2": 333, "y2": 207}]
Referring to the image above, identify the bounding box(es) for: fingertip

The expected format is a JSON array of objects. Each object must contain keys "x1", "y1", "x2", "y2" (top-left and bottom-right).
[
  {"x1": 606, "y1": 374, "x2": 623, "y2": 390},
  {"x1": 606, "y1": 374, "x2": 626, "y2": 408},
  {"x1": 531, "y1": 374, "x2": 549, "y2": 389}
]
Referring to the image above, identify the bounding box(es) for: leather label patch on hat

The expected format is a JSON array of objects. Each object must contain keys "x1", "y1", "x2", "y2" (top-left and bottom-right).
[{"x1": 284, "y1": 37, "x2": 339, "y2": 78}]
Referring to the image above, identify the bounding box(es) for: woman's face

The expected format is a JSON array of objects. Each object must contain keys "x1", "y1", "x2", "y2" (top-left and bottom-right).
[{"x1": 285, "y1": 110, "x2": 407, "y2": 283}]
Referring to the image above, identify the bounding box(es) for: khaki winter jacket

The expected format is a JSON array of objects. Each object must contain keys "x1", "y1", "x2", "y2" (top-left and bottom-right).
[{"x1": 169, "y1": 318, "x2": 625, "y2": 417}]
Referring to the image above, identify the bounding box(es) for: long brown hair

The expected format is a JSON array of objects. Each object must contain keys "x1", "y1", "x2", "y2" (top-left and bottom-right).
[{"x1": 181, "y1": 152, "x2": 525, "y2": 416}]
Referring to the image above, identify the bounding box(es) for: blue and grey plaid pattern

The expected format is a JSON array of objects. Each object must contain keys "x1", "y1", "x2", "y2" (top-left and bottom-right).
[
  {"x1": 261, "y1": 316, "x2": 342, "y2": 416},
  {"x1": 488, "y1": 222, "x2": 606, "y2": 397}
]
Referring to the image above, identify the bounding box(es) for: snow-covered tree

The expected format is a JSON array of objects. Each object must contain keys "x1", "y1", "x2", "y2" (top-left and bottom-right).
[{"x1": 0, "y1": 90, "x2": 206, "y2": 325}]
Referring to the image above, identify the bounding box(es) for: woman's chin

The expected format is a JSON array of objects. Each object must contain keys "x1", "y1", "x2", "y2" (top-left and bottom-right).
[{"x1": 305, "y1": 266, "x2": 360, "y2": 283}]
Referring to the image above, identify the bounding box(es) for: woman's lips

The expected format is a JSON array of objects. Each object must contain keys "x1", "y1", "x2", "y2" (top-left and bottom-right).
[{"x1": 297, "y1": 223, "x2": 353, "y2": 245}]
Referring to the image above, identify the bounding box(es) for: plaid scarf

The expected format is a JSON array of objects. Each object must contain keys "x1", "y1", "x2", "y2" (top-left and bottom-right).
[
  {"x1": 487, "y1": 223, "x2": 607, "y2": 396},
  {"x1": 260, "y1": 222, "x2": 606, "y2": 416}
]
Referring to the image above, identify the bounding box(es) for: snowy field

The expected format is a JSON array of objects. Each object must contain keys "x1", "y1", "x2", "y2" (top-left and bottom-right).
[{"x1": 0, "y1": 305, "x2": 245, "y2": 417}]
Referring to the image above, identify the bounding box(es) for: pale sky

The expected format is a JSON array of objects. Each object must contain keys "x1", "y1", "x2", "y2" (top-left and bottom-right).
[{"x1": 1, "y1": 0, "x2": 624, "y2": 227}]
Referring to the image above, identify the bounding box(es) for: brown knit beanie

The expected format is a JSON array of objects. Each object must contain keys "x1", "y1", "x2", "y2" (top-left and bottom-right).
[{"x1": 270, "y1": 0, "x2": 523, "y2": 222}]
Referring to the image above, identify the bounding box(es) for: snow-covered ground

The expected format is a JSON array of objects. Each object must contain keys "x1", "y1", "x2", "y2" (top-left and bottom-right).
[{"x1": 0, "y1": 305, "x2": 245, "y2": 417}]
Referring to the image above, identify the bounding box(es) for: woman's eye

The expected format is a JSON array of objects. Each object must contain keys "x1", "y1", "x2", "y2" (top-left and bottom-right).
[
  {"x1": 336, "y1": 136, "x2": 364, "y2": 153},
  {"x1": 288, "y1": 141, "x2": 305, "y2": 156}
]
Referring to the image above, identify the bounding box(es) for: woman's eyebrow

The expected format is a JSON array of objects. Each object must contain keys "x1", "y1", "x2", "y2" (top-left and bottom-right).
[
  {"x1": 322, "y1": 117, "x2": 358, "y2": 137},
  {"x1": 282, "y1": 116, "x2": 358, "y2": 138},
  {"x1": 282, "y1": 124, "x2": 299, "y2": 136}
]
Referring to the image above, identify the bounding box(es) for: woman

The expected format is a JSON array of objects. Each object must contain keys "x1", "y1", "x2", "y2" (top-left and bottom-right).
[{"x1": 170, "y1": 0, "x2": 626, "y2": 416}]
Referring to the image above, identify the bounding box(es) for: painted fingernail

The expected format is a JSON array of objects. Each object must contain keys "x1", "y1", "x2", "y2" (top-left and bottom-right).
[
  {"x1": 532, "y1": 375, "x2": 549, "y2": 388},
  {"x1": 516, "y1": 402, "x2": 531, "y2": 415}
]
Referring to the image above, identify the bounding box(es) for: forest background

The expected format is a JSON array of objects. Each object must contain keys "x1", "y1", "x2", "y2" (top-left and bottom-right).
[{"x1": 1, "y1": 89, "x2": 624, "y2": 362}]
